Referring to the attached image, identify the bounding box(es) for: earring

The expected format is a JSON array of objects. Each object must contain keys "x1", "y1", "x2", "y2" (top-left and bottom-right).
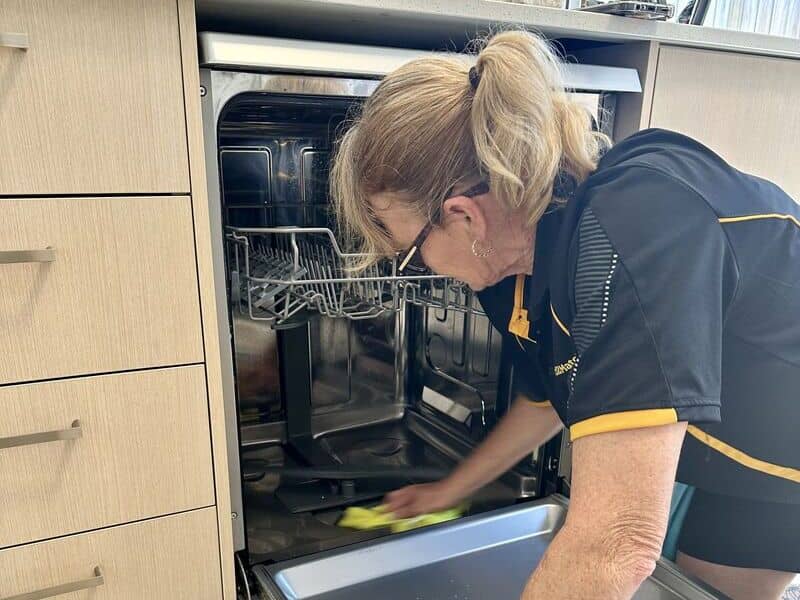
[{"x1": 471, "y1": 239, "x2": 494, "y2": 258}]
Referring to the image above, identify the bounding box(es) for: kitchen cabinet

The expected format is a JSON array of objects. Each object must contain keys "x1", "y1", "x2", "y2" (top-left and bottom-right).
[
  {"x1": 0, "y1": 0, "x2": 189, "y2": 195},
  {"x1": 0, "y1": 508, "x2": 221, "y2": 600},
  {"x1": 0, "y1": 366, "x2": 214, "y2": 548},
  {"x1": 649, "y1": 45, "x2": 800, "y2": 198},
  {"x1": 0, "y1": 196, "x2": 203, "y2": 384}
]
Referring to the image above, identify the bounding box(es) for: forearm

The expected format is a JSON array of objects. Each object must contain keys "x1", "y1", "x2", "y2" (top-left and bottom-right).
[
  {"x1": 522, "y1": 425, "x2": 684, "y2": 599},
  {"x1": 444, "y1": 398, "x2": 562, "y2": 498},
  {"x1": 521, "y1": 525, "x2": 654, "y2": 600}
]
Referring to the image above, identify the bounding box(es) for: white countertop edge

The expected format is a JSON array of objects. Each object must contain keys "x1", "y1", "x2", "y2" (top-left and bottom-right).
[{"x1": 197, "y1": 0, "x2": 800, "y2": 60}]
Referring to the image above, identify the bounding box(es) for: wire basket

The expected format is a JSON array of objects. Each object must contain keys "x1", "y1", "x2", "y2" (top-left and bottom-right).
[
  {"x1": 404, "y1": 277, "x2": 485, "y2": 317},
  {"x1": 226, "y1": 226, "x2": 484, "y2": 326}
]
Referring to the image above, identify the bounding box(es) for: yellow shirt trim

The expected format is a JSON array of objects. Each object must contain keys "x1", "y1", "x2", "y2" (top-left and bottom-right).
[
  {"x1": 530, "y1": 400, "x2": 552, "y2": 408},
  {"x1": 508, "y1": 274, "x2": 532, "y2": 341},
  {"x1": 686, "y1": 425, "x2": 800, "y2": 484},
  {"x1": 570, "y1": 408, "x2": 678, "y2": 442},
  {"x1": 719, "y1": 213, "x2": 800, "y2": 229},
  {"x1": 517, "y1": 394, "x2": 551, "y2": 408},
  {"x1": 550, "y1": 303, "x2": 571, "y2": 337}
]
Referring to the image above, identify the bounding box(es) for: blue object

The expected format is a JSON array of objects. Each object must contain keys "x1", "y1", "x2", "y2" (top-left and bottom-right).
[{"x1": 663, "y1": 483, "x2": 696, "y2": 561}]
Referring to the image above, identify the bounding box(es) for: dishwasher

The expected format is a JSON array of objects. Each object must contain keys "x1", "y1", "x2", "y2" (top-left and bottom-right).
[{"x1": 198, "y1": 32, "x2": 724, "y2": 600}]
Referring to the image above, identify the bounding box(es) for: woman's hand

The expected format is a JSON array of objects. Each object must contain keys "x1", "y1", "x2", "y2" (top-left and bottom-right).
[
  {"x1": 386, "y1": 399, "x2": 562, "y2": 520},
  {"x1": 384, "y1": 480, "x2": 462, "y2": 518}
]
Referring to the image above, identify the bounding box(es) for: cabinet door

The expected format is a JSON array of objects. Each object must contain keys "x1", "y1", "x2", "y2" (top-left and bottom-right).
[
  {"x1": 650, "y1": 45, "x2": 800, "y2": 199},
  {"x1": 0, "y1": 0, "x2": 189, "y2": 194},
  {"x1": 0, "y1": 508, "x2": 221, "y2": 599},
  {"x1": 0, "y1": 366, "x2": 214, "y2": 548},
  {"x1": 0, "y1": 196, "x2": 203, "y2": 384}
]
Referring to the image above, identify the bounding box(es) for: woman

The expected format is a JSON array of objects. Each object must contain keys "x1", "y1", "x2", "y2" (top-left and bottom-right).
[{"x1": 330, "y1": 31, "x2": 800, "y2": 600}]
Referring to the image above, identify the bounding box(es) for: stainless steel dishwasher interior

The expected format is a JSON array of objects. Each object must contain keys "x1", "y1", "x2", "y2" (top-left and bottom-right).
[{"x1": 214, "y1": 87, "x2": 523, "y2": 567}]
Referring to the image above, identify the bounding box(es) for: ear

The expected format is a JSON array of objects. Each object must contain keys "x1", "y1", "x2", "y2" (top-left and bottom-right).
[{"x1": 442, "y1": 194, "x2": 488, "y2": 240}]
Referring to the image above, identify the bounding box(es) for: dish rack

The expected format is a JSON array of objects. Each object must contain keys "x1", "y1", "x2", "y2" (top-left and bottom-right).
[{"x1": 226, "y1": 226, "x2": 485, "y2": 326}]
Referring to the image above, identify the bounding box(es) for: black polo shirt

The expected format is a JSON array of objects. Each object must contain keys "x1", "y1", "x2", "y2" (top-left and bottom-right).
[{"x1": 478, "y1": 128, "x2": 800, "y2": 504}]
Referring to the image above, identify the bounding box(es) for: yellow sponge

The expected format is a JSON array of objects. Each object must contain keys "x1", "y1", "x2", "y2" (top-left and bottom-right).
[{"x1": 338, "y1": 504, "x2": 466, "y2": 533}]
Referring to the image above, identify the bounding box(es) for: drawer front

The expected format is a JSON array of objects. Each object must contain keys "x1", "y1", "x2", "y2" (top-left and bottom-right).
[
  {"x1": 0, "y1": 508, "x2": 221, "y2": 599},
  {"x1": 0, "y1": 367, "x2": 214, "y2": 548},
  {"x1": 0, "y1": 0, "x2": 189, "y2": 194},
  {"x1": 0, "y1": 196, "x2": 203, "y2": 384}
]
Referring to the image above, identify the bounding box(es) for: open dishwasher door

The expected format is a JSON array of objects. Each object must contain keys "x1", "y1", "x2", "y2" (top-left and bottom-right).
[{"x1": 252, "y1": 497, "x2": 727, "y2": 600}]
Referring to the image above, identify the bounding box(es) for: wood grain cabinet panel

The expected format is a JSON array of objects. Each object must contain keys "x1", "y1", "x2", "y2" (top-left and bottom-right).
[
  {"x1": 650, "y1": 46, "x2": 800, "y2": 199},
  {"x1": 0, "y1": 0, "x2": 189, "y2": 194},
  {"x1": 0, "y1": 196, "x2": 204, "y2": 384},
  {"x1": 0, "y1": 508, "x2": 221, "y2": 599},
  {"x1": 0, "y1": 366, "x2": 214, "y2": 548}
]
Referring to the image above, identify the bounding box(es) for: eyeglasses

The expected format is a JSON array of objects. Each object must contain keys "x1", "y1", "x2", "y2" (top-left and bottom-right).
[{"x1": 397, "y1": 181, "x2": 490, "y2": 275}]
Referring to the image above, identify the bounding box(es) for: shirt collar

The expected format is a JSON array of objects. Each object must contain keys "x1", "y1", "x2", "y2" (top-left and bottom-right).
[{"x1": 526, "y1": 204, "x2": 563, "y2": 311}]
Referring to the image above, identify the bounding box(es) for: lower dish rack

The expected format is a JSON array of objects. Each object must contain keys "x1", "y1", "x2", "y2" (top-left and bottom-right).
[{"x1": 226, "y1": 226, "x2": 484, "y2": 325}]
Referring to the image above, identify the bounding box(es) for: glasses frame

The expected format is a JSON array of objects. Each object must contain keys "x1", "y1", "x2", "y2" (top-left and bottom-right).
[{"x1": 397, "y1": 180, "x2": 490, "y2": 274}]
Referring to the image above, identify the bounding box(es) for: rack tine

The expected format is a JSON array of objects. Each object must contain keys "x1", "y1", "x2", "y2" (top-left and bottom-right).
[
  {"x1": 324, "y1": 244, "x2": 339, "y2": 314},
  {"x1": 318, "y1": 243, "x2": 335, "y2": 317},
  {"x1": 301, "y1": 240, "x2": 320, "y2": 312},
  {"x1": 355, "y1": 260, "x2": 367, "y2": 308},
  {"x1": 313, "y1": 244, "x2": 328, "y2": 316},
  {"x1": 370, "y1": 264, "x2": 381, "y2": 307},
  {"x1": 374, "y1": 265, "x2": 385, "y2": 310},
  {"x1": 313, "y1": 242, "x2": 332, "y2": 316}
]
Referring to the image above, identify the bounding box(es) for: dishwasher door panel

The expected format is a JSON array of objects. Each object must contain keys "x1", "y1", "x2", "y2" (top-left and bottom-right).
[{"x1": 256, "y1": 498, "x2": 726, "y2": 600}]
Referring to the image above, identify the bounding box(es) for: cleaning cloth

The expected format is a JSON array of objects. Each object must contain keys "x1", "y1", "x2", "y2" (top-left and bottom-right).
[{"x1": 338, "y1": 503, "x2": 466, "y2": 533}]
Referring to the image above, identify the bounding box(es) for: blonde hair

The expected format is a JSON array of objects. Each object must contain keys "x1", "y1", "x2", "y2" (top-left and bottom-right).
[{"x1": 331, "y1": 30, "x2": 609, "y2": 267}]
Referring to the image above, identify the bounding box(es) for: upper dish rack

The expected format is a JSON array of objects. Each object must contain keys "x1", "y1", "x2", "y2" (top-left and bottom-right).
[{"x1": 226, "y1": 226, "x2": 485, "y2": 326}]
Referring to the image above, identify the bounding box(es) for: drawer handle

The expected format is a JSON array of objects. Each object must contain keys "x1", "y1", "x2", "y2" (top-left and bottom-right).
[
  {"x1": 0, "y1": 248, "x2": 56, "y2": 264},
  {"x1": 0, "y1": 32, "x2": 29, "y2": 50},
  {"x1": 0, "y1": 420, "x2": 82, "y2": 451},
  {"x1": 2, "y1": 566, "x2": 104, "y2": 600}
]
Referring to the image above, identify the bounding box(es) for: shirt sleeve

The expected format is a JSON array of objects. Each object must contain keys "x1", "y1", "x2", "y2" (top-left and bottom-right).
[{"x1": 566, "y1": 166, "x2": 739, "y2": 441}]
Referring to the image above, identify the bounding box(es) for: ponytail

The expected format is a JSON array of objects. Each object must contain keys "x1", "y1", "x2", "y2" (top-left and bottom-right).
[{"x1": 470, "y1": 30, "x2": 608, "y2": 224}]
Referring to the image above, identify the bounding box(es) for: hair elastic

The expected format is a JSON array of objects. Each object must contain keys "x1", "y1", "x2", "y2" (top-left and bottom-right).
[{"x1": 468, "y1": 65, "x2": 481, "y2": 90}]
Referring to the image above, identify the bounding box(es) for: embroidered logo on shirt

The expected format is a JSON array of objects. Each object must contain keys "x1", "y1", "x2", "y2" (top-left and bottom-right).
[{"x1": 554, "y1": 355, "x2": 578, "y2": 377}]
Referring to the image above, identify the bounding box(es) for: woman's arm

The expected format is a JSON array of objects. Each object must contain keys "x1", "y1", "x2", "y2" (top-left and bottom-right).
[
  {"x1": 522, "y1": 422, "x2": 687, "y2": 599},
  {"x1": 386, "y1": 397, "x2": 562, "y2": 517},
  {"x1": 444, "y1": 398, "x2": 562, "y2": 499}
]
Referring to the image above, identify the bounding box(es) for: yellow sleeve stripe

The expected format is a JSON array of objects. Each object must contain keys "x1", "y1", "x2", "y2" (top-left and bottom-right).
[
  {"x1": 687, "y1": 425, "x2": 800, "y2": 484},
  {"x1": 570, "y1": 408, "x2": 678, "y2": 442},
  {"x1": 719, "y1": 213, "x2": 800, "y2": 229},
  {"x1": 550, "y1": 303, "x2": 571, "y2": 337}
]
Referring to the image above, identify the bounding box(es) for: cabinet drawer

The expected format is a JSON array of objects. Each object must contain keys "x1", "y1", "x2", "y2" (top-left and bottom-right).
[
  {"x1": 0, "y1": 196, "x2": 203, "y2": 384},
  {"x1": 0, "y1": 0, "x2": 189, "y2": 194},
  {"x1": 0, "y1": 366, "x2": 214, "y2": 548},
  {"x1": 0, "y1": 508, "x2": 221, "y2": 599}
]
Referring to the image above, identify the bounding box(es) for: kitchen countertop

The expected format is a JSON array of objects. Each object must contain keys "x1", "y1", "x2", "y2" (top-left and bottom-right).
[{"x1": 196, "y1": 0, "x2": 800, "y2": 59}]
